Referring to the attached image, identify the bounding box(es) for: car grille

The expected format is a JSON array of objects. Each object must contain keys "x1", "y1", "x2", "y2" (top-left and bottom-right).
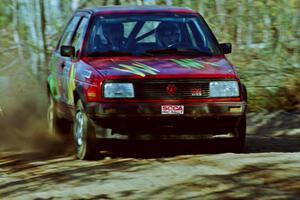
[{"x1": 131, "y1": 79, "x2": 211, "y2": 100}]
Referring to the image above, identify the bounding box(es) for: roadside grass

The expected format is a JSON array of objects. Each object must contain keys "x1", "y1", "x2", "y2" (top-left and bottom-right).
[{"x1": 230, "y1": 47, "x2": 300, "y2": 112}]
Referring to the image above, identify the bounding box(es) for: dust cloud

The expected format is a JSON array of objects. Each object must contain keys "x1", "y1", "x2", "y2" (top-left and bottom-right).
[{"x1": 0, "y1": 70, "x2": 69, "y2": 154}]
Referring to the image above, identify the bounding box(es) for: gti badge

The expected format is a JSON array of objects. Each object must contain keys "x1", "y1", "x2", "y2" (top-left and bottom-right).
[
  {"x1": 166, "y1": 84, "x2": 177, "y2": 95},
  {"x1": 191, "y1": 88, "x2": 203, "y2": 96}
]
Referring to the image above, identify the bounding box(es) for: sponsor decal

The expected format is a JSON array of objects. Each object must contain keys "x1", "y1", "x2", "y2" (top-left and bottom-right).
[
  {"x1": 170, "y1": 58, "x2": 222, "y2": 69},
  {"x1": 111, "y1": 62, "x2": 159, "y2": 77},
  {"x1": 82, "y1": 70, "x2": 92, "y2": 78},
  {"x1": 166, "y1": 84, "x2": 177, "y2": 95},
  {"x1": 161, "y1": 105, "x2": 184, "y2": 115}
]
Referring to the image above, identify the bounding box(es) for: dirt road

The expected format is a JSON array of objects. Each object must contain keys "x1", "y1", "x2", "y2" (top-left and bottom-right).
[{"x1": 0, "y1": 112, "x2": 300, "y2": 200}]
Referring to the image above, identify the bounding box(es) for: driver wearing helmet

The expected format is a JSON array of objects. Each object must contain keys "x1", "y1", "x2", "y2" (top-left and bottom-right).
[
  {"x1": 100, "y1": 22, "x2": 126, "y2": 51},
  {"x1": 155, "y1": 22, "x2": 182, "y2": 48}
]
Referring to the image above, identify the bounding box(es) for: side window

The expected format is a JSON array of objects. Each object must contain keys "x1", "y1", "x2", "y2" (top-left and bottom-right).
[
  {"x1": 72, "y1": 17, "x2": 89, "y2": 52},
  {"x1": 57, "y1": 16, "x2": 81, "y2": 50}
]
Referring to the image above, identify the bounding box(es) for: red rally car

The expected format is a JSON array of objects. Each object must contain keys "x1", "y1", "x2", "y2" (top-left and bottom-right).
[{"x1": 47, "y1": 6, "x2": 247, "y2": 160}]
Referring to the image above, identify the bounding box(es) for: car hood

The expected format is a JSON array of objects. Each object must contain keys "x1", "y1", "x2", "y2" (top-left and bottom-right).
[{"x1": 82, "y1": 55, "x2": 237, "y2": 79}]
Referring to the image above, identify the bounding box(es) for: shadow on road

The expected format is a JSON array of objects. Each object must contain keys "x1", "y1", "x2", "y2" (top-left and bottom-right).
[
  {"x1": 245, "y1": 111, "x2": 300, "y2": 153},
  {"x1": 142, "y1": 161, "x2": 300, "y2": 200},
  {"x1": 101, "y1": 137, "x2": 300, "y2": 159},
  {"x1": 87, "y1": 111, "x2": 300, "y2": 158},
  {"x1": 245, "y1": 136, "x2": 300, "y2": 153},
  {"x1": 0, "y1": 111, "x2": 299, "y2": 161},
  {"x1": 1, "y1": 143, "x2": 299, "y2": 200}
]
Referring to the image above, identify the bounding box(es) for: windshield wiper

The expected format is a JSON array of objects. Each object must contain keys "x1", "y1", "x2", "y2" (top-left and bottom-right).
[
  {"x1": 87, "y1": 50, "x2": 133, "y2": 57},
  {"x1": 145, "y1": 47, "x2": 212, "y2": 56}
]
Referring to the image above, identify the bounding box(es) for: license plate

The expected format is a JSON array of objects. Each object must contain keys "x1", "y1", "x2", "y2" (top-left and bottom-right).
[{"x1": 161, "y1": 105, "x2": 184, "y2": 115}]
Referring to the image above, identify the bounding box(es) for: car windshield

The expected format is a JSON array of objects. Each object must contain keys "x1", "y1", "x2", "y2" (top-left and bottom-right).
[{"x1": 84, "y1": 13, "x2": 220, "y2": 57}]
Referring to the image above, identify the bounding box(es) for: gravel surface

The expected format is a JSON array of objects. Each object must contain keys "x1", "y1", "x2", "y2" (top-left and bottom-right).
[{"x1": 0, "y1": 112, "x2": 300, "y2": 200}]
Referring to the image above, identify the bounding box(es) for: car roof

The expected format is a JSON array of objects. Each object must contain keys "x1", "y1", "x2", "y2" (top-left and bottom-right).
[{"x1": 77, "y1": 5, "x2": 197, "y2": 15}]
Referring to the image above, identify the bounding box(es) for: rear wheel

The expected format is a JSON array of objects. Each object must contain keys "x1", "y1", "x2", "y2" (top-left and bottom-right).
[
  {"x1": 47, "y1": 97, "x2": 71, "y2": 137},
  {"x1": 73, "y1": 100, "x2": 99, "y2": 160}
]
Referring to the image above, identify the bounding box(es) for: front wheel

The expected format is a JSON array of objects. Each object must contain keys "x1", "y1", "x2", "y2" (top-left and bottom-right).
[
  {"x1": 73, "y1": 100, "x2": 98, "y2": 160},
  {"x1": 231, "y1": 115, "x2": 246, "y2": 152}
]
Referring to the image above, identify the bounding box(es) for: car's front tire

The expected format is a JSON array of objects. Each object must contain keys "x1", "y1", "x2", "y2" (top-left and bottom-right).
[
  {"x1": 231, "y1": 115, "x2": 246, "y2": 152},
  {"x1": 73, "y1": 100, "x2": 98, "y2": 160}
]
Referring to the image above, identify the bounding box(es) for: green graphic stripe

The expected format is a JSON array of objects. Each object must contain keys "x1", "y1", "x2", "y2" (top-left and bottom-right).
[
  {"x1": 111, "y1": 62, "x2": 159, "y2": 77},
  {"x1": 170, "y1": 58, "x2": 222, "y2": 69},
  {"x1": 170, "y1": 58, "x2": 204, "y2": 69},
  {"x1": 48, "y1": 75, "x2": 56, "y2": 96},
  {"x1": 67, "y1": 63, "x2": 76, "y2": 104},
  {"x1": 133, "y1": 63, "x2": 160, "y2": 73},
  {"x1": 200, "y1": 61, "x2": 222, "y2": 67}
]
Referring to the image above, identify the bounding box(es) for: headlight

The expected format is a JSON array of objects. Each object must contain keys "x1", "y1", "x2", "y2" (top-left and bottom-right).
[
  {"x1": 104, "y1": 83, "x2": 134, "y2": 98},
  {"x1": 209, "y1": 81, "x2": 239, "y2": 97}
]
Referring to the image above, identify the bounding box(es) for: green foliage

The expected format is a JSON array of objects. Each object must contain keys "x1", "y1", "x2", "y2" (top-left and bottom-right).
[
  {"x1": 267, "y1": 72, "x2": 300, "y2": 112},
  {"x1": 0, "y1": 0, "x2": 11, "y2": 27}
]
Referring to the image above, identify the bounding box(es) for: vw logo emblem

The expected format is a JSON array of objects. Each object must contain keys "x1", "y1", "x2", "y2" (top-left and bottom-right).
[{"x1": 166, "y1": 84, "x2": 177, "y2": 95}]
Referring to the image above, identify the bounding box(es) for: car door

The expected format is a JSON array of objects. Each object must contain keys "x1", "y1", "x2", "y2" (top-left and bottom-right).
[
  {"x1": 50, "y1": 16, "x2": 81, "y2": 116},
  {"x1": 50, "y1": 16, "x2": 81, "y2": 102},
  {"x1": 61, "y1": 17, "x2": 89, "y2": 108}
]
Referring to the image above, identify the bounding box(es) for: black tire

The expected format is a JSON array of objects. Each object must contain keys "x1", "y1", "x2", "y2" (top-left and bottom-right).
[
  {"x1": 47, "y1": 97, "x2": 71, "y2": 137},
  {"x1": 73, "y1": 100, "x2": 99, "y2": 160},
  {"x1": 231, "y1": 115, "x2": 246, "y2": 153}
]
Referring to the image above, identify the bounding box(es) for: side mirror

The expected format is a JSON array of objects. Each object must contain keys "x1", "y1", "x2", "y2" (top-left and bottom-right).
[
  {"x1": 60, "y1": 45, "x2": 75, "y2": 57},
  {"x1": 219, "y1": 43, "x2": 232, "y2": 54}
]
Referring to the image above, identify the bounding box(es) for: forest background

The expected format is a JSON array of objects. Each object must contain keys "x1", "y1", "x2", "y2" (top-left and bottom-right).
[{"x1": 0, "y1": 0, "x2": 299, "y2": 112}]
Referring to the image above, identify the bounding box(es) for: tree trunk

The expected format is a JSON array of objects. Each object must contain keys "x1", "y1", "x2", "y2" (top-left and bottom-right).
[
  {"x1": 236, "y1": 1, "x2": 244, "y2": 46},
  {"x1": 103, "y1": 0, "x2": 109, "y2": 6},
  {"x1": 135, "y1": 0, "x2": 144, "y2": 5},
  {"x1": 246, "y1": 0, "x2": 253, "y2": 47},
  {"x1": 198, "y1": 1, "x2": 205, "y2": 16},
  {"x1": 165, "y1": 0, "x2": 173, "y2": 6},
  {"x1": 40, "y1": 0, "x2": 48, "y2": 62},
  {"x1": 72, "y1": 0, "x2": 80, "y2": 11},
  {"x1": 270, "y1": 16, "x2": 279, "y2": 50},
  {"x1": 12, "y1": 0, "x2": 24, "y2": 63},
  {"x1": 215, "y1": 0, "x2": 225, "y2": 25}
]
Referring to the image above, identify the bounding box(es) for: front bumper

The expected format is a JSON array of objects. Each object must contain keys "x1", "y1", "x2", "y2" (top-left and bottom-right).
[
  {"x1": 86, "y1": 101, "x2": 246, "y2": 117},
  {"x1": 85, "y1": 101, "x2": 246, "y2": 136}
]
